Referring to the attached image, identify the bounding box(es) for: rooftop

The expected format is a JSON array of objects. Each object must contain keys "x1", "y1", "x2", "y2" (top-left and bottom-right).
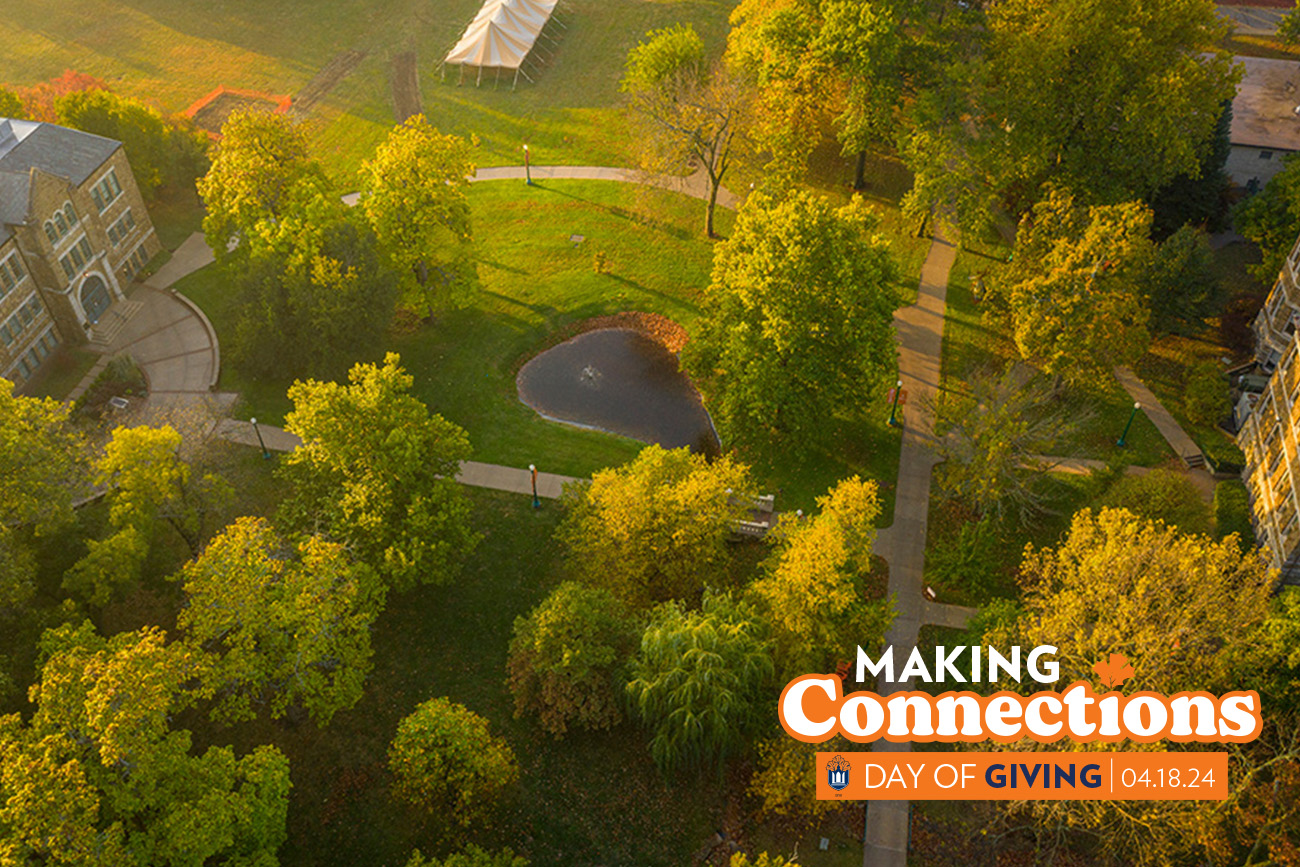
[
  {"x1": 0, "y1": 118, "x2": 120, "y2": 245},
  {"x1": 1231, "y1": 55, "x2": 1300, "y2": 152}
]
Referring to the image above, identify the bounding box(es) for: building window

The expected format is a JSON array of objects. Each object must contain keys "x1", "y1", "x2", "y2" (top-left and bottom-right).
[
  {"x1": 106, "y1": 209, "x2": 136, "y2": 246},
  {"x1": 58, "y1": 236, "x2": 95, "y2": 282},
  {"x1": 90, "y1": 168, "x2": 123, "y2": 213},
  {"x1": 1261, "y1": 151, "x2": 1275, "y2": 160},
  {"x1": 0, "y1": 252, "x2": 24, "y2": 298}
]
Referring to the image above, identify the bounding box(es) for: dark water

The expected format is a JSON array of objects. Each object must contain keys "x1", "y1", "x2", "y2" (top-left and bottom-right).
[{"x1": 516, "y1": 328, "x2": 719, "y2": 455}]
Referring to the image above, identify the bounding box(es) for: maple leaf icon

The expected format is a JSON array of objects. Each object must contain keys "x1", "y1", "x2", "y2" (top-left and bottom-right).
[{"x1": 1092, "y1": 653, "x2": 1135, "y2": 689}]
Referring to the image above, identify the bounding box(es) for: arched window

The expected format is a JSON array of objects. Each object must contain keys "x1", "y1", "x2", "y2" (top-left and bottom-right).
[
  {"x1": 44, "y1": 222, "x2": 57, "y2": 244},
  {"x1": 63, "y1": 203, "x2": 77, "y2": 226},
  {"x1": 53, "y1": 211, "x2": 67, "y2": 236}
]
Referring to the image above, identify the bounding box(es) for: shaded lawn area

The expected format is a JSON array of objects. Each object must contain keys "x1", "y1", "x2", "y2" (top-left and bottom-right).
[
  {"x1": 189, "y1": 487, "x2": 727, "y2": 867},
  {"x1": 939, "y1": 248, "x2": 1174, "y2": 468},
  {"x1": 176, "y1": 178, "x2": 906, "y2": 516},
  {"x1": 23, "y1": 345, "x2": 98, "y2": 401}
]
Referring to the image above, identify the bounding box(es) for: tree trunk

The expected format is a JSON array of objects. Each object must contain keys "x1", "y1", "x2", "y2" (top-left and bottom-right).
[
  {"x1": 415, "y1": 261, "x2": 434, "y2": 320},
  {"x1": 854, "y1": 150, "x2": 867, "y2": 190},
  {"x1": 705, "y1": 178, "x2": 720, "y2": 239}
]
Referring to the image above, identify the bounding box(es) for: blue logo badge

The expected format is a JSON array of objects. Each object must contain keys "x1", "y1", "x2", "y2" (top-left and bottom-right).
[{"x1": 826, "y1": 754, "x2": 851, "y2": 792}]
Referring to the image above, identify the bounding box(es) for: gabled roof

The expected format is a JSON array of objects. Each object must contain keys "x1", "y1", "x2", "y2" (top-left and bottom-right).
[{"x1": 0, "y1": 118, "x2": 121, "y2": 245}]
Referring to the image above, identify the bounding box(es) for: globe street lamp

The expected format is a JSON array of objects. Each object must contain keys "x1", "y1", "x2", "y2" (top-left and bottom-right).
[
  {"x1": 529, "y1": 463, "x2": 540, "y2": 509},
  {"x1": 250, "y1": 417, "x2": 270, "y2": 459},
  {"x1": 1117, "y1": 402, "x2": 1141, "y2": 448},
  {"x1": 523, "y1": 144, "x2": 532, "y2": 186},
  {"x1": 888, "y1": 379, "x2": 904, "y2": 427}
]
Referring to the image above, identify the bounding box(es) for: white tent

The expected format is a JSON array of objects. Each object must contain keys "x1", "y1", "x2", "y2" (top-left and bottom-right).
[{"x1": 443, "y1": 0, "x2": 562, "y2": 87}]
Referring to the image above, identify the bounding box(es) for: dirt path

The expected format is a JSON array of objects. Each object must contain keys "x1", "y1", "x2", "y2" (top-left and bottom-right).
[
  {"x1": 391, "y1": 52, "x2": 422, "y2": 122},
  {"x1": 291, "y1": 49, "x2": 367, "y2": 117}
]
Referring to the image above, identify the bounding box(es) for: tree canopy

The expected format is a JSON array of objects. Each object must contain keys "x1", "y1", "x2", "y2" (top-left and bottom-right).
[
  {"x1": 178, "y1": 516, "x2": 385, "y2": 726},
  {"x1": 683, "y1": 190, "x2": 899, "y2": 444},
  {"x1": 0, "y1": 383, "x2": 84, "y2": 533},
  {"x1": 357, "y1": 115, "x2": 477, "y2": 318},
  {"x1": 557, "y1": 445, "x2": 753, "y2": 609},
  {"x1": 278, "y1": 353, "x2": 479, "y2": 591},
  {"x1": 626, "y1": 592, "x2": 774, "y2": 773},
  {"x1": 388, "y1": 697, "x2": 519, "y2": 825}
]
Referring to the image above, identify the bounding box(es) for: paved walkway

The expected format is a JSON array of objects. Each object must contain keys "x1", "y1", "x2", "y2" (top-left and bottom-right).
[
  {"x1": 214, "y1": 419, "x2": 583, "y2": 497},
  {"x1": 864, "y1": 230, "x2": 967, "y2": 867},
  {"x1": 1113, "y1": 366, "x2": 1206, "y2": 468}
]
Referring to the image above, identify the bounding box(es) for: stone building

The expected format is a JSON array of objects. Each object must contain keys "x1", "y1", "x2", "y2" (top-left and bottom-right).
[{"x1": 0, "y1": 117, "x2": 161, "y2": 388}]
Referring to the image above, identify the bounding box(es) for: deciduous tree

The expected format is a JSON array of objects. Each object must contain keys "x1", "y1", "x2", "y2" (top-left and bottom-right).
[
  {"x1": 557, "y1": 445, "x2": 753, "y2": 610},
  {"x1": 406, "y1": 847, "x2": 528, "y2": 867},
  {"x1": 0, "y1": 87, "x2": 26, "y2": 119},
  {"x1": 1234, "y1": 152, "x2": 1300, "y2": 283},
  {"x1": 278, "y1": 353, "x2": 479, "y2": 591},
  {"x1": 1097, "y1": 469, "x2": 1213, "y2": 537},
  {"x1": 750, "y1": 477, "x2": 891, "y2": 675},
  {"x1": 388, "y1": 697, "x2": 518, "y2": 825},
  {"x1": 622, "y1": 24, "x2": 751, "y2": 237},
  {"x1": 0, "y1": 382, "x2": 85, "y2": 532},
  {"x1": 1002, "y1": 188, "x2": 1154, "y2": 386},
  {"x1": 357, "y1": 115, "x2": 476, "y2": 318},
  {"x1": 683, "y1": 190, "x2": 899, "y2": 444},
  {"x1": 506, "y1": 582, "x2": 638, "y2": 737},
  {"x1": 196, "y1": 108, "x2": 327, "y2": 260},
  {"x1": 178, "y1": 516, "x2": 384, "y2": 726},
  {"x1": 626, "y1": 591, "x2": 774, "y2": 773}
]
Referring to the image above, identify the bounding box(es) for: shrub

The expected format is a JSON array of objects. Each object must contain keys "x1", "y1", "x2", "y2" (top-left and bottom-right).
[
  {"x1": 388, "y1": 697, "x2": 518, "y2": 825},
  {"x1": 406, "y1": 846, "x2": 527, "y2": 867},
  {"x1": 1098, "y1": 469, "x2": 1213, "y2": 536},
  {"x1": 1184, "y1": 361, "x2": 1227, "y2": 427},
  {"x1": 506, "y1": 582, "x2": 637, "y2": 737},
  {"x1": 1214, "y1": 480, "x2": 1255, "y2": 552},
  {"x1": 73, "y1": 354, "x2": 146, "y2": 419}
]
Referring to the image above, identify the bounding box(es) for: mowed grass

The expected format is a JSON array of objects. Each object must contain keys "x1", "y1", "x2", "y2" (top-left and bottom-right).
[
  {"x1": 176, "y1": 178, "x2": 907, "y2": 516},
  {"x1": 0, "y1": 0, "x2": 736, "y2": 184}
]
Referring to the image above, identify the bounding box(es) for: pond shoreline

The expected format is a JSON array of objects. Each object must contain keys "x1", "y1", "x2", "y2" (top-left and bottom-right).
[{"x1": 510, "y1": 311, "x2": 688, "y2": 376}]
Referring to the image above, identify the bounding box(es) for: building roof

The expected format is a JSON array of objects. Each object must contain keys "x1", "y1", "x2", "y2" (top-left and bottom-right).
[
  {"x1": 1231, "y1": 56, "x2": 1300, "y2": 152},
  {"x1": 0, "y1": 118, "x2": 120, "y2": 244}
]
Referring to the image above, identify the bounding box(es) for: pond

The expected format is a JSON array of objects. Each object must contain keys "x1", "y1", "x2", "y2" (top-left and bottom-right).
[{"x1": 516, "y1": 328, "x2": 719, "y2": 455}]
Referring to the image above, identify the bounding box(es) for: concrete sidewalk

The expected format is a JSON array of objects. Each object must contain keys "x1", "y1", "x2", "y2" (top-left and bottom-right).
[
  {"x1": 214, "y1": 419, "x2": 582, "y2": 497},
  {"x1": 1113, "y1": 366, "x2": 1206, "y2": 468}
]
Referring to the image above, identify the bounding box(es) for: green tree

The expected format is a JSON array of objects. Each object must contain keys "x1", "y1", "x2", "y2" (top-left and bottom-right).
[
  {"x1": 1149, "y1": 100, "x2": 1233, "y2": 238},
  {"x1": 0, "y1": 381, "x2": 84, "y2": 532},
  {"x1": 56, "y1": 89, "x2": 208, "y2": 198},
  {"x1": 1098, "y1": 469, "x2": 1214, "y2": 537},
  {"x1": 231, "y1": 213, "x2": 399, "y2": 380},
  {"x1": 406, "y1": 846, "x2": 527, "y2": 867},
  {"x1": 683, "y1": 190, "x2": 899, "y2": 444},
  {"x1": 0, "y1": 86, "x2": 26, "y2": 119},
  {"x1": 626, "y1": 591, "x2": 774, "y2": 773},
  {"x1": 388, "y1": 697, "x2": 519, "y2": 825},
  {"x1": 749, "y1": 735, "x2": 851, "y2": 824},
  {"x1": 178, "y1": 516, "x2": 384, "y2": 726},
  {"x1": 1184, "y1": 360, "x2": 1228, "y2": 428},
  {"x1": 1143, "y1": 225, "x2": 1222, "y2": 336},
  {"x1": 196, "y1": 108, "x2": 327, "y2": 260},
  {"x1": 1003, "y1": 188, "x2": 1154, "y2": 386},
  {"x1": 1, "y1": 622, "x2": 290, "y2": 866},
  {"x1": 750, "y1": 477, "x2": 891, "y2": 675},
  {"x1": 278, "y1": 353, "x2": 479, "y2": 591},
  {"x1": 622, "y1": 24, "x2": 752, "y2": 237},
  {"x1": 1213, "y1": 480, "x2": 1255, "y2": 551},
  {"x1": 934, "y1": 364, "x2": 1082, "y2": 524},
  {"x1": 1234, "y1": 152, "x2": 1300, "y2": 283},
  {"x1": 507, "y1": 582, "x2": 638, "y2": 737},
  {"x1": 557, "y1": 445, "x2": 754, "y2": 610},
  {"x1": 358, "y1": 115, "x2": 476, "y2": 318}
]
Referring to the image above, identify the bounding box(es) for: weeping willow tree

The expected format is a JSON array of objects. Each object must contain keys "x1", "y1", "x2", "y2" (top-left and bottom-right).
[{"x1": 626, "y1": 591, "x2": 774, "y2": 774}]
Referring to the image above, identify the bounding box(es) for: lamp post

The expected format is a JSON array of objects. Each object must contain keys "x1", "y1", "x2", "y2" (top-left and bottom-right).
[
  {"x1": 523, "y1": 144, "x2": 532, "y2": 186},
  {"x1": 529, "y1": 463, "x2": 540, "y2": 509},
  {"x1": 250, "y1": 417, "x2": 270, "y2": 459},
  {"x1": 1117, "y1": 402, "x2": 1140, "y2": 448},
  {"x1": 888, "y1": 379, "x2": 904, "y2": 427}
]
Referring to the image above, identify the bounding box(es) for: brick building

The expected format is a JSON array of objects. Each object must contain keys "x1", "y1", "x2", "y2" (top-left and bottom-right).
[{"x1": 0, "y1": 117, "x2": 162, "y2": 388}]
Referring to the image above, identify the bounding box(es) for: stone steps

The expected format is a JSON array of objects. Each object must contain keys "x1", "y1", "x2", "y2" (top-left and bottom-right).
[{"x1": 87, "y1": 298, "x2": 143, "y2": 348}]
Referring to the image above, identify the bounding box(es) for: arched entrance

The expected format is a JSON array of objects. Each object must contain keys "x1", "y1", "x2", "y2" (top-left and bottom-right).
[{"x1": 80, "y1": 275, "x2": 110, "y2": 324}]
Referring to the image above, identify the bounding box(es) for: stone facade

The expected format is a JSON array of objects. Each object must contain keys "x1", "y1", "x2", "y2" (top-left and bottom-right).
[{"x1": 0, "y1": 118, "x2": 162, "y2": 390}]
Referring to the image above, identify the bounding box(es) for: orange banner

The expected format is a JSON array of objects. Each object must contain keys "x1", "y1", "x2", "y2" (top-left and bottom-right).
[{"x1": 816, "y1": 752, "x2": 1228, "y2": 800}]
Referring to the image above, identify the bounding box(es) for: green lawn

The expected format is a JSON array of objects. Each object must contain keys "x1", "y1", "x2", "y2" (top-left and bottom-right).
[
  {"x1": 174, "y1": 178, "x2": 906, "y2": 516},
  {"x1": 940, "y1": 247, "x2": 1174, "y2": 468},
  {"x1": 23, "y1": 345, "x2": 98, "y2": 401}
]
